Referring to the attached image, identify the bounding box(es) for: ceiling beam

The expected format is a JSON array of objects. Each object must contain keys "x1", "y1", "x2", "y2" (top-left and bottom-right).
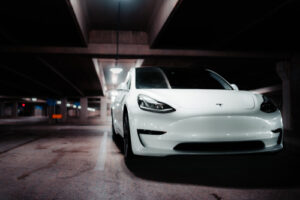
[
  {"x1": 148, "y1": 0, "x2": 182, "y2": 47},
  {"x1": 0, "y1": 44, "x2": 288, "y2": 59},
  {"x1": 93, "y1": 59, "x2": 106, "y2": 96},
  {"x1": 65, "y1": 0, "x2": 89, "y2": 46},
  {"x1": 89, "y1": 30, "x2": 148, "y2": 45}
]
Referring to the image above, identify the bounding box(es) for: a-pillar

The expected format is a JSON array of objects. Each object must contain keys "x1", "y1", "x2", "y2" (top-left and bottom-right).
[
  {"x1": 100, "y1": 97, "x2": 107, "y2": 122},
  {"x1": 80, "y1": 97, "x2": 88, "y2": 122},
  {"x1": 276, "y1": 61, "x2": 292, "y2": 130},
  {"x1": 11, "y1": 102, "x2": 18, "y2": 117},
  {"x1": 61, "y1": 98, "x2": 67, "y2": 122},
  {"x1": 47, "y1": 105, "x2": 55, "y2": 124}
]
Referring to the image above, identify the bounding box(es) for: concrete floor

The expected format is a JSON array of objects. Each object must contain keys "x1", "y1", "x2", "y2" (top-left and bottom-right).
[{"x1": 1, "y1": 123, "x2": 300, "y2": 200}]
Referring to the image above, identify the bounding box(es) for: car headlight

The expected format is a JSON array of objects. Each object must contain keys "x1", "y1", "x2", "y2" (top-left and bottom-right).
[
  {"x1": 260, "y1": 95, "x2": 278, "y2": 113},
  {"x1": 137, "y1": 94, "x2": 175, "y2": 113}
]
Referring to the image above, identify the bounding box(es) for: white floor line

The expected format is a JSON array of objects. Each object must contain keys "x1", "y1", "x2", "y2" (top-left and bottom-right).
[{"x1": 94, "y1": 131, "x2": 109, "y2": 171}]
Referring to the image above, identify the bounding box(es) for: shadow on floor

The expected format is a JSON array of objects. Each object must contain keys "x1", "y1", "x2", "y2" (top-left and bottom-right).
[
  {"x1": 113, "y1": 133, "x2": 300, "y2": 189},
  {"x1": 126, "y1": 152, "x2": 300, "y2": 189}
]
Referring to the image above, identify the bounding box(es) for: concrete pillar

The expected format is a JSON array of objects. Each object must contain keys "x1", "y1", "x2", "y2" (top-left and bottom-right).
[
  {"x1": 34, "y1": 106, "x2": 42, "y2": 116},
  {"x1": 290, "y1": 56, "x2": 300, "y2": 131},
  {"x1": 11, "y1": 102, "x2": 18, "y2": 117},
  {"x1": 100, "y1": 97, "x2": 107, "y2": 122},
  {"x1": 80, "y1": 97, "x2": 88, "y2": 122},
  {"x1": 48, "y1": 105, "x2": 54, "y2": 124},
  {"x1": 277, "y1": 61, "x2": 292, "y2": 130},
  {"x1": 0, "y1": 103, "x2": 4, "y2": 117},
  {"x1": 61, "y1": 98, "x2": 67, "y2": 122}
]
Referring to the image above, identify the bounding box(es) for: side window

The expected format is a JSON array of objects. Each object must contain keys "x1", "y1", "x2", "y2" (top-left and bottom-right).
[{"x1": 136, "y1": 67, "x2": 169, "y2": 89}]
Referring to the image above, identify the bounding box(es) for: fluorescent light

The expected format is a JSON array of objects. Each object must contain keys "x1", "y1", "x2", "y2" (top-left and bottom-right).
[
  {"x1": 73, "y1": 105, "x2": 76, "y2": 108},
  {"x1": 112, "y1": 74, "x2": 118, "y2": 84},
  {"x1": 78, "y1": 106, "x2": 81, "y2": 109},
  {"x1": 67, "y1": 103, "x2": 71, "y2": 107},
  {"x1": 57, "y1": 100, "x2": 62, "y2": 105},
  {"x1": 88, "y1": 107, "x2": 96, "y2": 112},
  {"x1": 32, "y1": 98, "x2": 37, "y2": 102},
  {"x1": 110, "y1": 67, "x2": 123, "y2": 74}
]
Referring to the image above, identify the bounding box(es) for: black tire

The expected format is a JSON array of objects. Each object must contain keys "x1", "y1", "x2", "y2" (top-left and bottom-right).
[
  {"x1": 123, "y1": 111, "x2": 135, "y2": 161},
  {"x1": 111, "y1": 109, "x2": 117, "y2": 142}
]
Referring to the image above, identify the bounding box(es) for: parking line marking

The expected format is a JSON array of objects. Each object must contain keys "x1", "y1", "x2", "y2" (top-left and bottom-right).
[{"x1": 94, "y1": 131, "x2": 108, "y2": 171}]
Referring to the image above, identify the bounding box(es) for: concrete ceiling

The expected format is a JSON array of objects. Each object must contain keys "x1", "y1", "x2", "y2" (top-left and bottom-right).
[
  {"x1": 153, "y1": 0, "x2": 300, "y2": 51},
  {"x1": 86, "y1": 0, "x2": 158, "y2": 31},
  {"x1": 1, "y1": 0, "x2": 299, "y2": 98},
  {"x1": 99, "y1": 59, "x2": 143, "y2": 88},
  {"x1": 0, "y1": 54, "x2": 102, "y2": 97},
  {"x1": 0, "y1": 0, "x2": 86, "y2": 46}
]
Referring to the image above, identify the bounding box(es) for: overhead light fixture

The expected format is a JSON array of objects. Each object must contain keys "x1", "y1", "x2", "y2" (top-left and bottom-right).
[
  {"x1": 110, "y1": 67, "x2": 123, "y2": 74},
  {"x1": 112, "y1": 74, "x2": 118, "y2": 84},
  {"x1": 57, "y1": 100, "x2": 62, "y2": 105},
  {"x1": 31, "y1": 98, "x2": 37, "y2": 102}
]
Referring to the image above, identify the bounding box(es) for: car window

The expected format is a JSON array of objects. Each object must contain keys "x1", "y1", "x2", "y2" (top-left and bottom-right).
[
  {"x1": 136, "y1": 67, "x2": 232, "y2": 90},
  {"x1": 136, "y1": 67, "x2": 170, "y2": 89}
]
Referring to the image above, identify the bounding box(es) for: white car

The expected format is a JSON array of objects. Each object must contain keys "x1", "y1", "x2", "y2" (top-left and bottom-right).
[{"x1": 111, "y1": 67, "x2": 283, "y2": 160}]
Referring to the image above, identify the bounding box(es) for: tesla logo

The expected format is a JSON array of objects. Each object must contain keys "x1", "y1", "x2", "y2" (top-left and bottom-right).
[{"x1": 216, "y1": 103, "x2": 223, "y2": 107}]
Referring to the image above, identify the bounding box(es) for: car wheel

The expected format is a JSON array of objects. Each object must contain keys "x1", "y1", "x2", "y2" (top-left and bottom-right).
[
  {"x1": 111, "y1": 109, "x2": 117, "y2": 142},
  {"x1": 123, "y1": 112, "x2": 134, "y2": 160}
]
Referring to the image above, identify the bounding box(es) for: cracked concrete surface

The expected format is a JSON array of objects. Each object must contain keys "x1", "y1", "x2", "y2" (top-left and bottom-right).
[{"x1": 0, "y1": 124, "x2": 300, "y2": 200}]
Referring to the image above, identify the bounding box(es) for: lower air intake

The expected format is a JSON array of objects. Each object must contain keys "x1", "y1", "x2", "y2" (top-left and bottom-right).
[{"x1": 174, "y1": 141, "x2": 265, "y2": 152}]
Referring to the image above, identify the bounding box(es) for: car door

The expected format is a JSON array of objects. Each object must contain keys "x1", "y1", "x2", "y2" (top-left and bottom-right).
[{"x1": 114, "y1": 72, "x2": 131, "y2": 135}]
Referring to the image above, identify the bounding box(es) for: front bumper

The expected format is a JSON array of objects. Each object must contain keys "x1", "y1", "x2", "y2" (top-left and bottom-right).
[{"x1": 129, "y1": 108, "x2": 283, "y2": 156}]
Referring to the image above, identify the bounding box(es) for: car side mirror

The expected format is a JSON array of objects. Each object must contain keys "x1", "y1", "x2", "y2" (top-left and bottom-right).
[{"x1": 231, "y1": 84, "x2": 239, "y2": 91}]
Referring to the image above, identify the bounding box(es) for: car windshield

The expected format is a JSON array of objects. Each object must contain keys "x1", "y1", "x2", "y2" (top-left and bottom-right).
[{"x1": 135, "y1": 67, "x2": 233, "y2": 90}]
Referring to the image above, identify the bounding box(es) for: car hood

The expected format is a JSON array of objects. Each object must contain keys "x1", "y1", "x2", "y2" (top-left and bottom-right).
[{"x1": 138, "y1": 89, "x2": 257, "y2": 114}]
